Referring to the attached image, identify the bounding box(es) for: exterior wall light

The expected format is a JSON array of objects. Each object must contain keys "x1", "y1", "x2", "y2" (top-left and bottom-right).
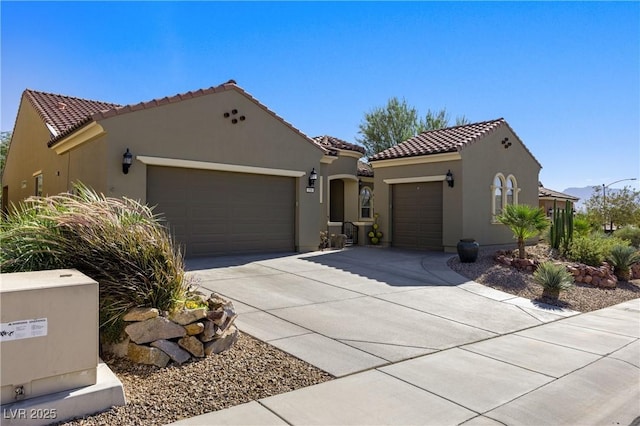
[
  {"x1": 308, "y1": 168, "x2": 318, "y2": 187},
  {"x1": 446, "y1": 170, "x2": 454, "y2": 188},
  {"x1": 122, "y1": 148, "x2": 133, "y2": 174}
]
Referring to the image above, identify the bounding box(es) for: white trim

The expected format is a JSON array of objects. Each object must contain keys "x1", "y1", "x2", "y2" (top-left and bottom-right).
[
  {"x1": 328, "y1": 174, "x2": 359, "y2": 182},
  {"x1": 52, "y1": 122, "x2": 105, "y2": 154},
  {"x1": 45, "y1": 123, "x2": 58, "y2": 137},
  {"x1": 136, "y1": 156, "x2": 306, "y2": 177},
  {"x1": 319, "y1": 176, "x2": 323, "y2": 203},
  {"x1": 32, "y1": 170, "x2": 43, "y2": 177},
  {"x1": 371, "y1": 152, "x2": 461, "y2": 168},
  {"x1": 321, "y1": 155, "x2": 337, "y2": 164},
  {"x1": 327, "y1": 221, "x2": 343, "y2": 227},
  {"x1": 383, "y1": 175, "x2": 446, "y2": 185}
]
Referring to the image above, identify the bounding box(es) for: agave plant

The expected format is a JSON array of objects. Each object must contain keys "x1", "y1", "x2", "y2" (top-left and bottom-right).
[
  {"x1": 533, "y1": 262, "x2": 574, "y2": 300},
  {"x1": 608, "y1": 245, "x2": 640, "y2": 281}
]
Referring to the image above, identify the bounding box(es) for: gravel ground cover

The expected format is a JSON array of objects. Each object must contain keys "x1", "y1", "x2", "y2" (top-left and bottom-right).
[
  {"x1": 448, "y1": 244, "x2": 640, "y2": 312},
  {"x1": 58, "y1": 333, "x2": 332, "y2": 426}
]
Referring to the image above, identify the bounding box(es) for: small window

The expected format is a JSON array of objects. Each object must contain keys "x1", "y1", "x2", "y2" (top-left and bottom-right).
[
  {"x1": 506, "y1": 178, "x2": 514, "y2": 206},
  {"x1": 360, "y1": 186, "x2": 373, "y2": 219},
  {"x1": 493, "y1": 175, "x2": 504, "y2": 218},
  {"x1": 35, "y1": 174, "x2": 43, "y2": 197}
]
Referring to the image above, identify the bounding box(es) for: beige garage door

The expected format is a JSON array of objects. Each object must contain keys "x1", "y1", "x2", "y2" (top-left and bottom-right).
[
  {"x1": 147, "y1": 166, "x2": 295, "y2": 257},
  {"x1": 392, "y1": 182, "x2": 443, "y2": 250}
]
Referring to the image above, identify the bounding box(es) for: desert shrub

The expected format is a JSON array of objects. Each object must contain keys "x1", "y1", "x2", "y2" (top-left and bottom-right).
[
  {"x1": 1, "y1": 184, "x2": 189, "y2": 341},
  {"x1": 573, "y1": 216, "x2": 593, "y2": 238},
  {"x1": 568, "y1": 234, "x2": 629, "y2": 267},
  {"x1": 613, "y1": 226, "x2": 640, "y2": 248},
  {"x1": 607, "y1": 245, "x2": 640, "y2": 281},
  {"x1": 533, "y1": 262, "x2": 574, "y2": 299}
]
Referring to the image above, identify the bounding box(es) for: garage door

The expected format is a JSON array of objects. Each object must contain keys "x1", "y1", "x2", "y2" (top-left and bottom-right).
[
  {"x1": 392, "y1": 182, "x2": 443, "y2": 250},
  {"x1": 147, "y1": 166, "x2": 295, "y2": 257}
]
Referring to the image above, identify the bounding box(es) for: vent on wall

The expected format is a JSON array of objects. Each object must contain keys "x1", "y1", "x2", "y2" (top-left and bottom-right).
[{"x1": 223, "y1": 109, "x2": 246, "y2": 124}]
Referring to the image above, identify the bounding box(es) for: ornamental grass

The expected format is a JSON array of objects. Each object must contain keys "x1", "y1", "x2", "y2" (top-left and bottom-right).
[{"x1": 1, "y1": 184, "x2": 189, "y2": 341}]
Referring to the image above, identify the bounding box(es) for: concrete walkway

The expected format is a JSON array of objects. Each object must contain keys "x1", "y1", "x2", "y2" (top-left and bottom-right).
[{"x1": 171, "y1": 247, "x2": 640, "y2": 425}]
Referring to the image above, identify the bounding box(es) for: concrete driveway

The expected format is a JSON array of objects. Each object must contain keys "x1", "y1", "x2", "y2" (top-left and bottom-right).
[{"x1": 177, "y1": 247, "x2": 640, "y2": 425}]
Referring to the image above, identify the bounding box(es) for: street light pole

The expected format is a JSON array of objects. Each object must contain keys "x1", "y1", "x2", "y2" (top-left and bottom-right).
[{"x1": 602, "y1": 178, "x2": 638, "y2": 232}]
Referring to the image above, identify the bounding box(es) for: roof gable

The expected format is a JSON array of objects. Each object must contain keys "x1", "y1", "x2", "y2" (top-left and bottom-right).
[
  {"x1": 370, "y1": 118, "x2": 505, "y2": 161},
  {"x1": 539, "y1": 186, "x2": 580, "y2": 201},
  {"x1": 22, "y1": 81, "x2": 326, "y2": 154}
]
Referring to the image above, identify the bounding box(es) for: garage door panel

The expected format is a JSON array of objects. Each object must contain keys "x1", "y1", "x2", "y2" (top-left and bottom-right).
[
  {"x1": 147, "y1": 166, "x2": 295, "y2": 257},
  {"x1": 392, "y1": 182, "x2": 443, "y2": 251}
]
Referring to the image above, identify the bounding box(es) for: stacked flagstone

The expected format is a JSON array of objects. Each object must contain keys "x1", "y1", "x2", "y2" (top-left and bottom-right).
[{"x1": 103, "y1": 293, "x2": 238, "y2": 367}]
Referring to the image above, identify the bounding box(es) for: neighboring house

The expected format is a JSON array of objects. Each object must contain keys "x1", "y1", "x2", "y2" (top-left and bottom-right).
[
  {"x1": 369, "y1": 119, "x2": 542, "y2": 252},
  {"x1": 538, "y1": 184, "x2": 579, "y2": 216},
  {"x1": 2, "y1": 81, "x2": 366, "y2": 256}
]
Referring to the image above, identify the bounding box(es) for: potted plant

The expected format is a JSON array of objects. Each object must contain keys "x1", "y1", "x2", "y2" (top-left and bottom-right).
[{"x1": 457, "y1": 238, "x2": 479, "y2": 263}]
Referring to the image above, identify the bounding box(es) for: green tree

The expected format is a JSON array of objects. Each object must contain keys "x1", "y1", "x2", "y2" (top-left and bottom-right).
[
  {"x1": 421, "y1": 109, "x2": 470, "y2": 131},
  {"x1": 357, "y1": 99, "x2": 469, "y2": 157},
  {"x1": 0, "y1": 131, "x2": 10, "y2": 178},
  {"x1": 584, "y1": 185, "x2": 640, "y2": 230},
  {"x1": 356, "y1": 97, "x2": 422, "y2": 157},
  {"x1": 497, "y1": 204, "x2": 549, "y2": 259}
]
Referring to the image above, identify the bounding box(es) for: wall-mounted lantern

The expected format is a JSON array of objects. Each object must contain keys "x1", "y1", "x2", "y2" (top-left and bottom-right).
[
  {"x1": 122, "y1": 148, "x2": 133, "y2": 174},
  {"x1": 306, "y1": 168, "x2": 318, "y2": 193},
  {"x1": 446, "y1": 170, "x2": 454, "y2": 188}
]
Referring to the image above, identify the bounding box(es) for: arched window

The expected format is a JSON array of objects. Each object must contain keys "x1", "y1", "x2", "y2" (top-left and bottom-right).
[
  {"x1": 492, "y1": 173, "x2": 519, "y2": 221},
  {"x1": 360, "y1": 186, "x2": 373, "y2": 219},
  {"x1": 492, "y1": 175, "x2": 505, "y2": 218}
]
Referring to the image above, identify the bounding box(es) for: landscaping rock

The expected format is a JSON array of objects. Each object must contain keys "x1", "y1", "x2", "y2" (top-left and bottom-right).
[
  {"x1": 184, "y1": 322, "x2": 205, "y2": 335},
  {"x1": 178, "y1": 336, "x2": 204, "y2": 358},
  {"x1": 123, "y1": 307, "x2": 159, "y2": 322},
  {"x1": 204, "y1": 326, "x2": 239, "y2": 356},
  {"x1": 151, "y1": 339, "x2": 191, "y2": 364},
  {"x1": 200, "y1": 320, "x2": 218, "y2": 342},
  {"x1": 128, "y1": 343, "x2": 170, "y2": 367},
  {"x1": 101, "y1": 334, "x2": 130, "y2": 358},
  {"x1": 125, "y1": 316, "x2": 186, "y2": 344},
  {"x1": 207, "y1": 293, "x2": 229, "y2": 310},
  {"x1": 169, "y1": 308, "x2": 208, "y2": 325}
]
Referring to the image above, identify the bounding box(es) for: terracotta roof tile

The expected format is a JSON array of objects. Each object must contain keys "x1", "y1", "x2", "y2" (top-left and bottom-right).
[
  {"x1": 24, "y1": 89, "x2": 121, "y2": 138},
  {"x1": 312, "y1": 135, "x2": 365, "y2": 155},
  {"x1": 357, "y1": 161, "x2": 374, "y2": 177},
  {"x1": 369, "y1": 118, "x2": 506, "y2": 161},
  {"x1": 539, "y1": 186, "x2": 580, "y2": 201}
]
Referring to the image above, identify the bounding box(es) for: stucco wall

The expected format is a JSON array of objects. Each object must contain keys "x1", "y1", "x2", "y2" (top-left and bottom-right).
[
  {"x1": 68, "y1": 136, "x2": 108, "y2": 194},
  {"x1": 99, "y1": 89, "x2": 324, "y2": 252},
  {"x1": 2, "y1": 98, "x2": 70, "y2": 205},
  {"x1": 461, "y1": 125, "x2": 541, "y2": 248}
]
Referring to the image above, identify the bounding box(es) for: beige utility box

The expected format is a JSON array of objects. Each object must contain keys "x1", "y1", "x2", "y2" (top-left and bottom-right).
[{"x1": 1, "y1": 269, "x2": 98, "y2": 405}]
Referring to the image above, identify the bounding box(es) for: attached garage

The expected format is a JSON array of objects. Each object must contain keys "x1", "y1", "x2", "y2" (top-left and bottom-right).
[
  {"x1": 392, "y1": 182, "x2": 443, "y2": 250},
  {"x1": 147, "y1": 166, "x2": 295, "y2": 257}
]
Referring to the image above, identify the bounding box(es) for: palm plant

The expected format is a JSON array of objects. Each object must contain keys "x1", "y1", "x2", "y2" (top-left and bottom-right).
[
  {"x1": 607, "y1": 245, "x2": 640, "y2": 281},
  {"x1": 497, "y1": 204, "x2": 549, "y2": 259},
  {"x1": 534, "y1": 262, "x2": 574, "y2": 300}
]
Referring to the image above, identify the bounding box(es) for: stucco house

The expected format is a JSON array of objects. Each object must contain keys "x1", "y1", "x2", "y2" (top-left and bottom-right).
[
  {"x1": 3, "y1": 81, "x2": 543, "y2": 256},
  {"x1": 2, "y1": 81, "x2": 374, "y2": 256},
  {"x1": 369, "y1": 119, "x2": 542, "y2": 252}
]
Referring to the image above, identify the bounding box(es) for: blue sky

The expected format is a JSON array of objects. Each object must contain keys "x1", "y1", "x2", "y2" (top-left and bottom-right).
[{"x1": 2, "y1": 1, "x2": 639, "y2": 192}]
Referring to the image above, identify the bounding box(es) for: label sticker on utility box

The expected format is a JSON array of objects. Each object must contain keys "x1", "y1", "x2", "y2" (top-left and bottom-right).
[{"x1": 0, "y1": 318, "x2": 48, "y2": 342}]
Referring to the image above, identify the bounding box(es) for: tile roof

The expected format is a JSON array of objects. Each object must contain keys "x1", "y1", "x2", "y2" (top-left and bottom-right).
[
  {"x1": 357, "y1": 161, "x2": 374, "y2": 177},
  {"x1": 25, "y1": 90, "x2": 121, "y2": 138},
  {"x1": 22, "y1": 81, "x2": 326, "y2": 154},
  {"x1": 539, "y1": 186, "x2": 580, "y2": 201},
  {"x1": 312, "y1": 135, "x2": 366, "y2": 156},
  {"x1": 370, "y1": 118, "x2": 506, "y2": 161}
]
